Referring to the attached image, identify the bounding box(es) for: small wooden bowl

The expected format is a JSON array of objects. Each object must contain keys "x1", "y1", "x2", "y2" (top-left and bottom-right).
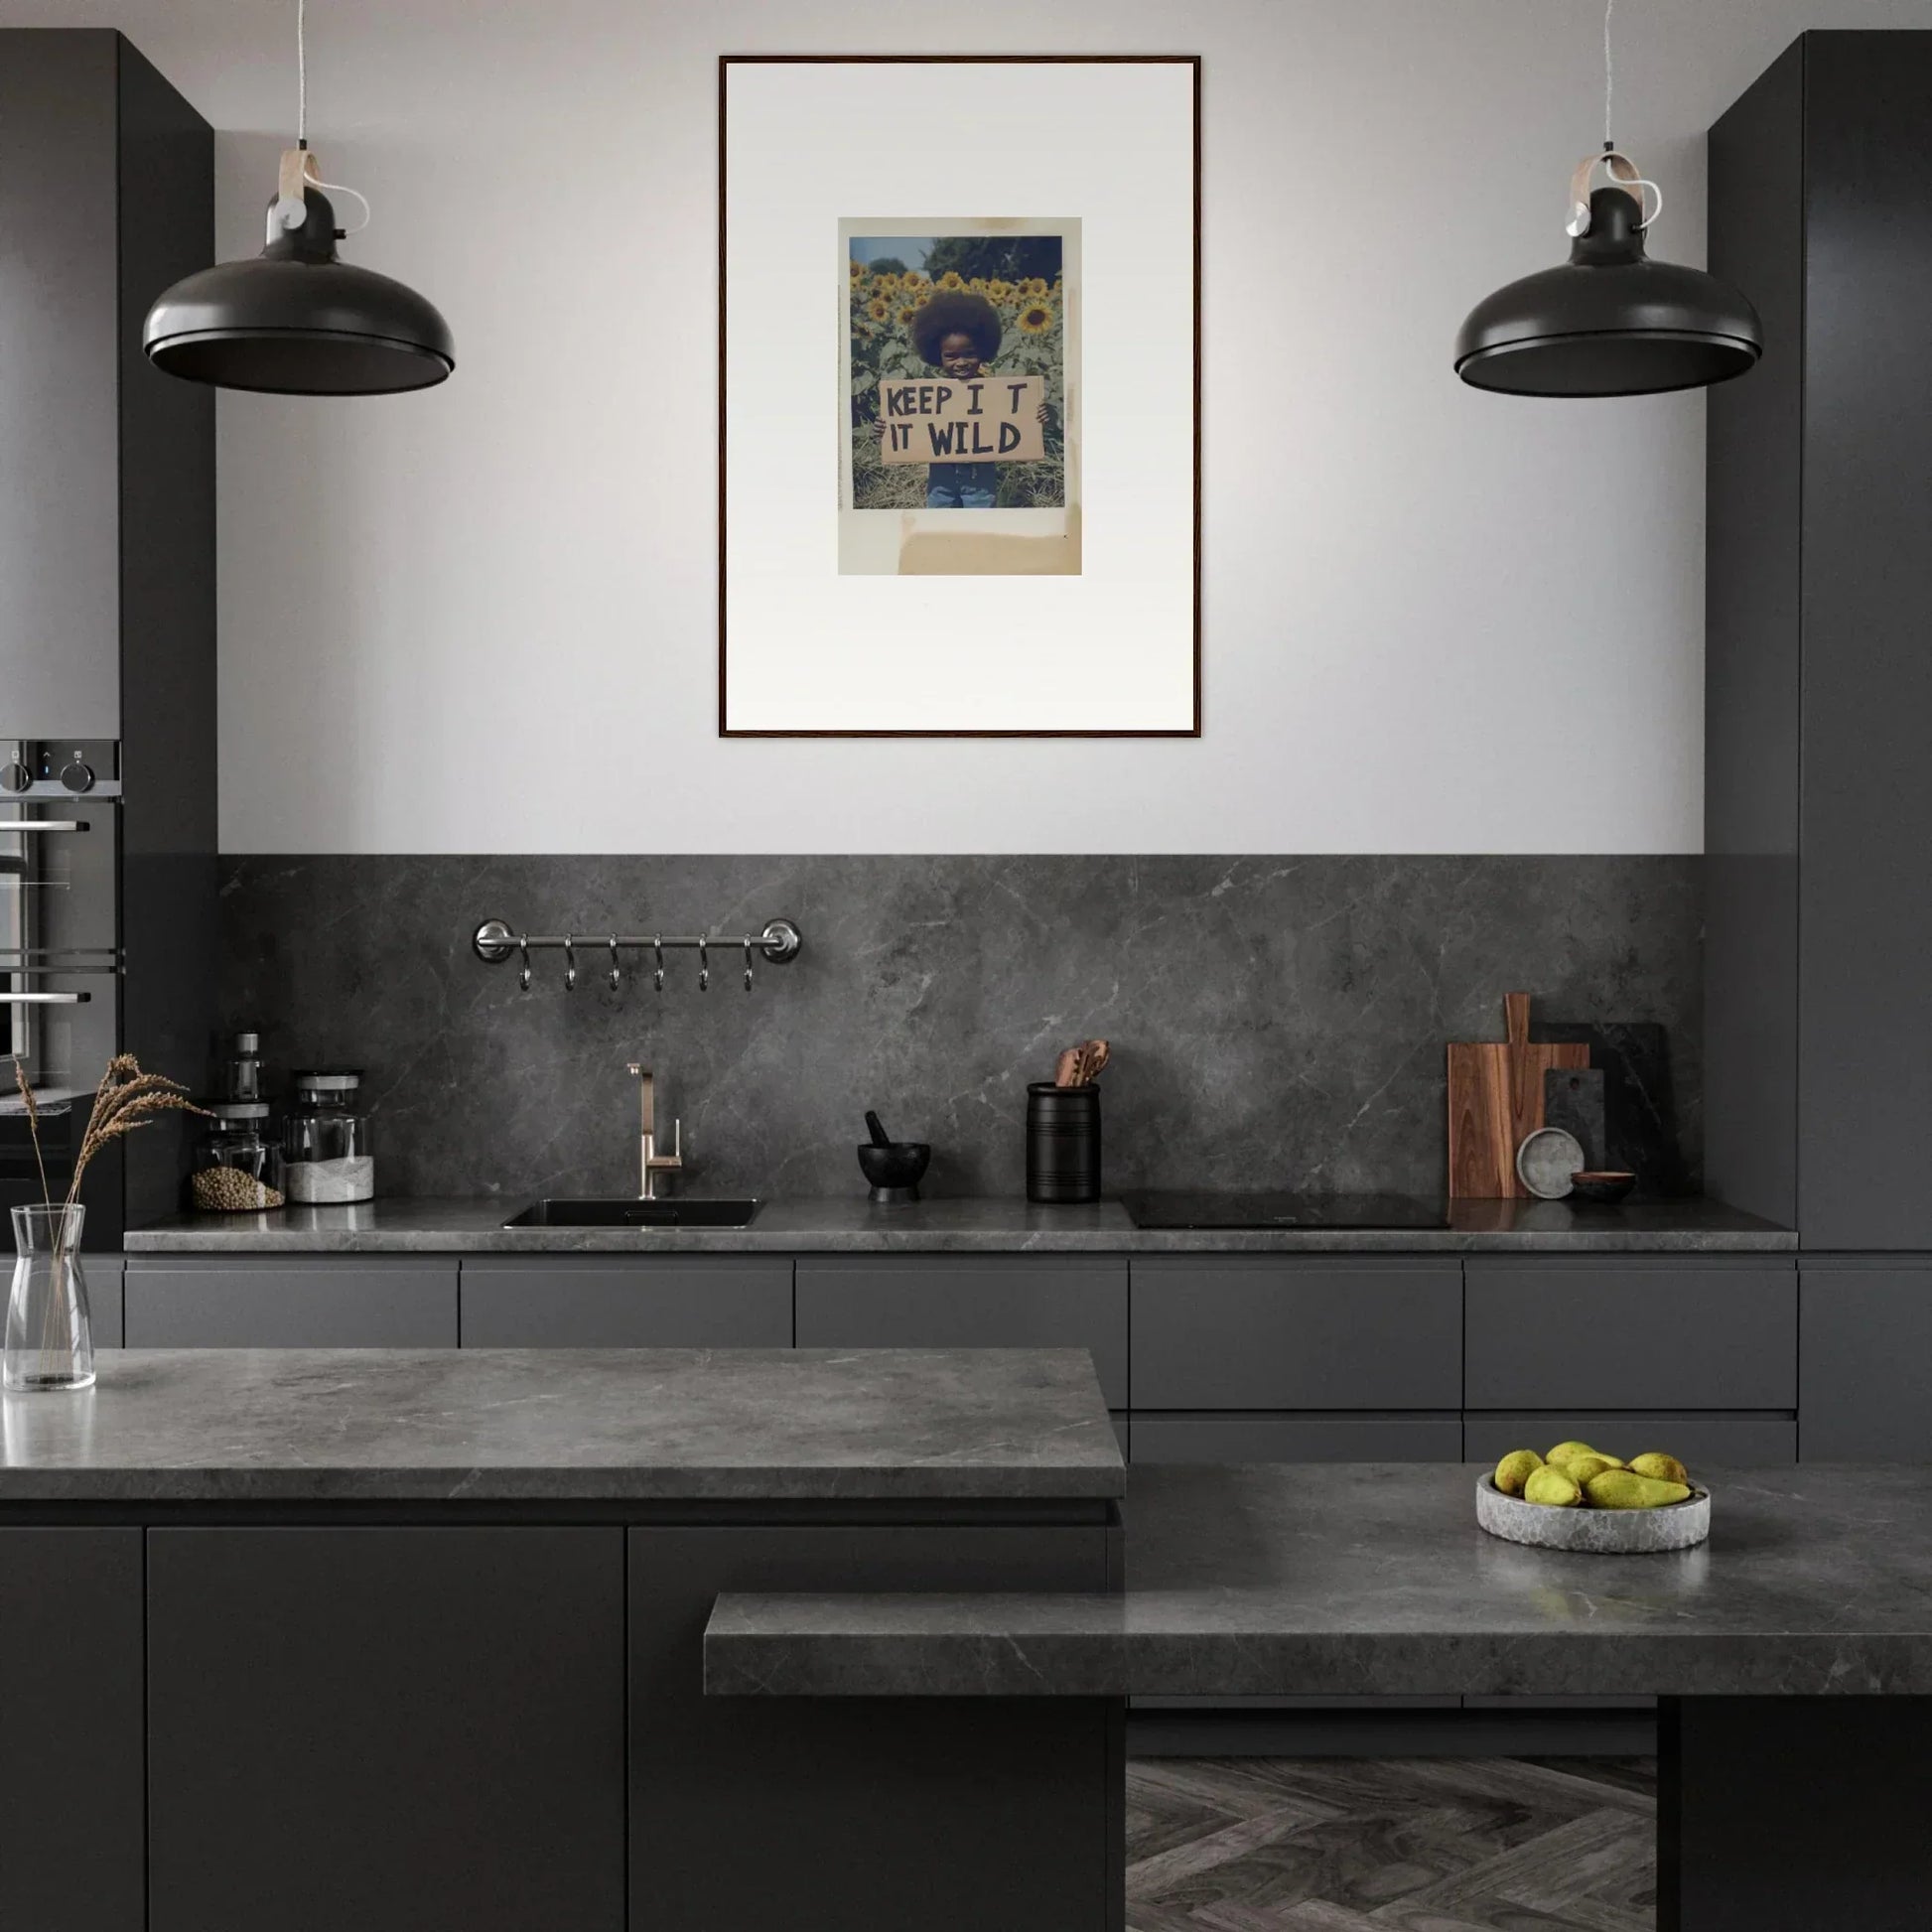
[{"x1": 1569, "y1": 1171, "x2": 1637, "y2": 1204}]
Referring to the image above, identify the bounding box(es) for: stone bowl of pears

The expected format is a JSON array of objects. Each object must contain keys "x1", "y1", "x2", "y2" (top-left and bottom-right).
[{"x1": 1476, "y1": 1441, "x2": 1710, "y2": 1553}]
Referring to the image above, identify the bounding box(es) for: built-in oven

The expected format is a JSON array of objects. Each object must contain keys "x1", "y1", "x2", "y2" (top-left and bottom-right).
[{"x1": 0, "y1": 742, "x2": 123, "y2": 1242}]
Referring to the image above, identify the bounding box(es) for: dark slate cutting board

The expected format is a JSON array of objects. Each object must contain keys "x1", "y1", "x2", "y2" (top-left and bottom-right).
[
  {"x1": 1543, "y1": 1066, "x2": 1606, "y2": 1172},
  {"x1": 1535, "y1": 1022, "x2": 1691, "y2": 1196}
]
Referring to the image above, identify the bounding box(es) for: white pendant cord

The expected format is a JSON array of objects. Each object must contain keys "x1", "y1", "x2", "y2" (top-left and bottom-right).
[
  {"x1": 1603, "y1": 0, "x2": 1614, "y2": 150},
  {"x1": 273, "y1": 0, "x2": 372, "y2": 238}
]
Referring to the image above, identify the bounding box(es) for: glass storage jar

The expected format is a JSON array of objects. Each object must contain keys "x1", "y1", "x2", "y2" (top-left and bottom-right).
[
  {"x1": 282, "y1": 1070, "x2": 375, "y2": 1204},
  {"x1": 190, "y1": 1102, "x2": 285, "y2": 1212}
]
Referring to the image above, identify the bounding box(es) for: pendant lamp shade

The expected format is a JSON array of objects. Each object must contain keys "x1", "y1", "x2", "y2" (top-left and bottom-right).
[
  {"x1": 144, "y1": 186, "x2": 454, "y2": 395},
  {"x1": 1455, "y1": 187, "x2": 1759, "y2": 397}
]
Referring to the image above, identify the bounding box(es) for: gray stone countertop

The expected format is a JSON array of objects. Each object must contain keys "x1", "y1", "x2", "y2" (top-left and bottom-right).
[
  {"x1": 122, "y1": 1194, "x2": 1795, "y2": 1254},
  {"x1": 0, "y1": 1347, "x2": 1123, "y2": 1504},
  {"x1": 706, "y1": 1462, "x2": 1932, "y2": 1699}
]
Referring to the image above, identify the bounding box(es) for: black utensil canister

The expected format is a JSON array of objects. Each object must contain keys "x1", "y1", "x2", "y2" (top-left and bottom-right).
[{"x1": 1027, "y1": 1082, "x2": 1101, "y2": 1204}]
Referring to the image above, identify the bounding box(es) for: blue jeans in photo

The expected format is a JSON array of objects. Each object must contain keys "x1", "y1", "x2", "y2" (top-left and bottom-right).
[{"x1": 925, "y1": 462, "x2": 998, "y2": 509}]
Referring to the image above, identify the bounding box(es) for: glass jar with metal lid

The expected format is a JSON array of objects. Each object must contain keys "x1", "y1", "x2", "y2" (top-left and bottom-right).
[
  {"x1": 190, "y1": 1102, "x2": 286, "y2": 1213},
  {"x1": 282, "y1": 1069, "x2": 376, "y2": 1204}
]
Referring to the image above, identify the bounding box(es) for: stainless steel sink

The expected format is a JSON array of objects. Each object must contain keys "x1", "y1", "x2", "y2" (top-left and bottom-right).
[{"x1": 502, "y1": 1197, "x2": 761, "y2": 1229}]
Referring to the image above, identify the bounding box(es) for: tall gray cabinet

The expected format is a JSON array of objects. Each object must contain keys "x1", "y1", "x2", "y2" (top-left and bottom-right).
[{"x1": 1707, "y1": 32, "x2": 1932, "y2": 1453}]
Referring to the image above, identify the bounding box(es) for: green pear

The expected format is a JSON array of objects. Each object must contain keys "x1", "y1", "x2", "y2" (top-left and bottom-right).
[
  {"x1": 1494, "y1": 1449, "x2": 1543, "y2": 1496},
  {"x1": 1585, "y1": 1469, "x2": 1693, "y2": 1510},
  {"x1": 1524, "y1": 1465, "x2": 1584, "y2": 1507},
  {"x1": 1628, "y1": 1451, "x2": 1690, "y2": 1486}
]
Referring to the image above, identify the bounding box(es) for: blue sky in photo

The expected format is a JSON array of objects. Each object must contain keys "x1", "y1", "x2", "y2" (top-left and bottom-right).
[{"x1": 851, "y1": 236, "x2": 935, "y2": 268}]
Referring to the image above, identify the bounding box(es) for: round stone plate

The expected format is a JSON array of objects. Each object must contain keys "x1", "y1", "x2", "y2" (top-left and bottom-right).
[{"x1": 1476, "y1": 1475, "x2": 1711, "y2": 1553}]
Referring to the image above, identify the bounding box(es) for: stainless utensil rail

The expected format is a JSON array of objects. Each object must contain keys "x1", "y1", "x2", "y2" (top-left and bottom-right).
[{"x1": 471, "y1": 916, "x2": 802, "y2": 993}]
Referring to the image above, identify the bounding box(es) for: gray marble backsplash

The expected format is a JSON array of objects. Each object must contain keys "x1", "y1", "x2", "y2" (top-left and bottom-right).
[{"x1": 216, "y1": 857, "x2": 1702, "y2": 1203}]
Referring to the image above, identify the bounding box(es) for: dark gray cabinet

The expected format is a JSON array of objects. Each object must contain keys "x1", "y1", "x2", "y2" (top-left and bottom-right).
[
  {"x1": 1799, "y1": 1261, "x2": 1932, "y2": 1459},
  {"x1": 795, "y1": 1257, "x2": 1128, "y2": 1408},
  {"x1": 125, "y1": 1257, "x2": 458, "y2": 1346},
  {"x1": 147, "y1": 1527, "x2": 625, "y2": 1932},
  {"x1": 628, "y1": 1524, "x2": 1116, "y2": 1932},
  {"x1": 0, "y1": 1529, "x2": 144, "y2": 1932},
  {"x1": 1708, "y1": 33, "x2": 1932, "y2": 1249},
  {"x1": 85, "y1": 1255, "x2": 124, "y2": 1349},
  {"x1": 1132, "y1": 1414, "x2": 1461, "y2": 1463},
  {"x1": 1464, "y1": 1259, "x2": 1795, "y2": 1411},
  {"x1": 460, "y1": 1257, "x2": 791, "y2": 1348},
  {"x1": 1463, "y1": 1413, "x2": 1796, "y2": 1467},
  {"x1": 1131, "y1": 1258, "x2": 1460, "y2": 1412}
]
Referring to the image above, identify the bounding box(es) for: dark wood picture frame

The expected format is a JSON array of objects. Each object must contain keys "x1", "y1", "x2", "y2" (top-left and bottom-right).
[{"x1": 718, "y1": 54, "x2": 1202, "y2": 739}]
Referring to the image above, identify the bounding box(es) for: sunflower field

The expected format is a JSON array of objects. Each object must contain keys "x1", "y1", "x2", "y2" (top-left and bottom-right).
[{"x1": 848, "y1": 261, "x2": 1067, "y2": 510}]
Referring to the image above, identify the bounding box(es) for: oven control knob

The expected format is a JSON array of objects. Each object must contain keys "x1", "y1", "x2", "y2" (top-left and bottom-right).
[
  {"x1": 60, "y1": 759, "x2": 94, "y2": 794},
  {"x1": 0, "y1": 761, "x2": 29, "y2": 793}
]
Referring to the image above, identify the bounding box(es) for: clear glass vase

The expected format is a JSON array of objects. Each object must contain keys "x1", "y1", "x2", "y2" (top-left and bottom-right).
[{"x1": 5, "y1": 1204, "x2": 94, "y2": 1393}]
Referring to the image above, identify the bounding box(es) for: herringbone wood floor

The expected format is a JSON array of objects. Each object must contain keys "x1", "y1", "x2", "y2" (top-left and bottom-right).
[{"x1": 1125, "y1": 1757, "x2": 1656, "y2": 1931}]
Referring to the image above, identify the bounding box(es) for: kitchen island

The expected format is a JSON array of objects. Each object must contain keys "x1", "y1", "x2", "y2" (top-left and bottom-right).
[
  {"x1": 0, "y1": 1346, "x2": 1124, "y2": 1932},
  {"x1": 712, "y1": 1460, "x2": 1932, "y2": 1931}
]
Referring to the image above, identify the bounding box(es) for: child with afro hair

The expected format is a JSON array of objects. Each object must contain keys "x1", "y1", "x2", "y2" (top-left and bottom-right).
[{"x1": 906, "y1": 289, "x2": 1047, "y2": 510}]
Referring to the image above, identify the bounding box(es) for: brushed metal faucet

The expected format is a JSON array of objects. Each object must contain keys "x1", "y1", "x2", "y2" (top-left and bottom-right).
[{"x1": 624, "y1": 1062, "x2": 683, "y2": 1199}]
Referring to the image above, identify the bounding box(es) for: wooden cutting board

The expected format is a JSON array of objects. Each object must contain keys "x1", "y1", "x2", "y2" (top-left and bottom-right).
[{"x1": 1448, "y1": 993, "x2": 1589, "y2": 1198}]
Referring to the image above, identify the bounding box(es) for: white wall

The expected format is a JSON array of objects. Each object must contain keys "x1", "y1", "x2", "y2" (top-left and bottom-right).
[{"x1": 1, "y1": 0, "x2": 1914, "y2": 853}]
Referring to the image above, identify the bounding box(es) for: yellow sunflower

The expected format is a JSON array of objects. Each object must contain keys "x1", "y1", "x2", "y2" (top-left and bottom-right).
[
  {"x1": 867, "y1": 298, "x2": 890, "y2": 323},
  {"x1": 849, "y1": 259, "x2": 867, "y2": 282},
  {"x1": 936, "y1": 269, "x2": 964, "y2": 290},
  {"x1": 896, "y1": 304, "x2": 919, "y2": 327},
  {"x1": 1017, "y1": 301, "x2": 1054, "y2": 335}
]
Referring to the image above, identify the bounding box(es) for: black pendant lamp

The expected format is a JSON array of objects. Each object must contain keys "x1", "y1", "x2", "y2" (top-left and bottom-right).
[
  {"x1": 143, "y1": 1, "x2": 453, "y2": 395},
  {"x1": 1454, "y1": 1, "x2": 1759, "y2": 397}
]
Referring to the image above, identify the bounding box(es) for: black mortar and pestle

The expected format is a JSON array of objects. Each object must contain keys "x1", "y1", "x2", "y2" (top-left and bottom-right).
[{"x1": 859, "y1": 1110, "x2": 930, "y2": 1205}]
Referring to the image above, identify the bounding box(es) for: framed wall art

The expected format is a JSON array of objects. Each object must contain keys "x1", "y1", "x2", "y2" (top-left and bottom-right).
[{"x1": 719, "y1": 55, "x2": 1200, "y2": 737}]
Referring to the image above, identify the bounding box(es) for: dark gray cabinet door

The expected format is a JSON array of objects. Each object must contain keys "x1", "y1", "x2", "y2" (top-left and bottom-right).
[
  {"x1": 1464, "y1": 1259, "x2": 1796, "y2": 1411},
  {"x1": 148, "y1": 1527, "x2": 625, "y2": 1932},
  {"x1": 0, "y1": 1529, "x2": 143, "y2": 1932},
  {"x1": 0, "y1": 31, "x2": 119, "y2": 733},
  {"x1": 1463, "y1": 1413, "x2": 1796, "y2": 1466},
  {"x1": 1131, "y1": 1258, "x2": 1461, "y2": 1411},
  {"x1": 1800, "y1": 1261, "x2": 1932, "y2": 1459},
  {"x1": 795, "y1": 1257, "x2": 1128, "y2": 1407},
  {"x1": 460, "y1": 1256, "x2": 791, "y2": 1348},
  {"x1": 84, "y1": 1254, "x2": 123, "y2": 1348},
  {"x1": 125, "y1": 1256, "x2": 458, "y2": 1346},
  {"x1": 630, "y1": 1524, "x2": 1117, "y2": 1932},
  {"x1": 1131, "y1": 1414, "x2": 1462, "y2": 1463}
]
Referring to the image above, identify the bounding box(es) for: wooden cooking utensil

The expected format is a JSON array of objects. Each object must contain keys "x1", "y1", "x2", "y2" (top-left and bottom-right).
[{"x1": 1447, "y1": 993, "x2": 1589, "y2": 1198}]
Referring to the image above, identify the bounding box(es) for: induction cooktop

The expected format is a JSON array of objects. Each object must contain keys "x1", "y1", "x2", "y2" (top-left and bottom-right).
[{"x1": 1119, "y1": 1191, "x2": 1450, "y2": 1230}]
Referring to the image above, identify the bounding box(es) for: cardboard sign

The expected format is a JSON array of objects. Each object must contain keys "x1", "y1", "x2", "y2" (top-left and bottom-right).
[{"x1": 878, "y1": 374, "x2": 1046, "y2": 466}]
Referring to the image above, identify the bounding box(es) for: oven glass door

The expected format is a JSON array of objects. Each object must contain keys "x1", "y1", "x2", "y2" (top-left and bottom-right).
[{"x1": 0, "y1": 801, "x2": 120, "y2": 1232}]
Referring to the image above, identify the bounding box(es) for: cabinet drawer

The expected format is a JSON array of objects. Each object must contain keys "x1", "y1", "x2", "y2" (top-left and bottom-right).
[
  {"x1": 1800, "y1": 1261, "x2": 1932, "y2": 1459},
  {"x1": 460, "y1": 1258, "x2": 791, "y2": 1349},
  {"x1": 1131, "y1": 1258, "x2": 1461, "y2": 1411},
  {"x1": 794, "y1": 1258, "x2": 1127, "y2": 1408},
  {"x1": 1464, "y1": 1259, "x2": 1795, "y2": 1410},
  {"x1": 124, "y1": 1258, "x2": 458, "y2": 1347},
  {"x1": 1130, "y1": 1413, "x2": 1463, "y2": 1464},
  {"x1": 1462, "y1": 1412, "x2": 1796, "y2": 1466}
]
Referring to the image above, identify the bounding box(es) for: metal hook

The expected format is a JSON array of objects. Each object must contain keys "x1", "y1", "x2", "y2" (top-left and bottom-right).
[
  {"x1": 608, "y1": 935, "x2": 621, "y2": 992},
  {"x1": 743, "y1": 938, "x2": 755, "y2": 993},
  {"x1": 518, "y1": 935, "x2": 532, "y2": 994},
  {"x1": 652, "y1": 936, "x2": 664, "y2": 994},
  {"x1": 697, "y1": 937, "x2": 709, "y2": 993},
  {"x1": 562, "y1": 935, "x2": 577, "y2": 992}
]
